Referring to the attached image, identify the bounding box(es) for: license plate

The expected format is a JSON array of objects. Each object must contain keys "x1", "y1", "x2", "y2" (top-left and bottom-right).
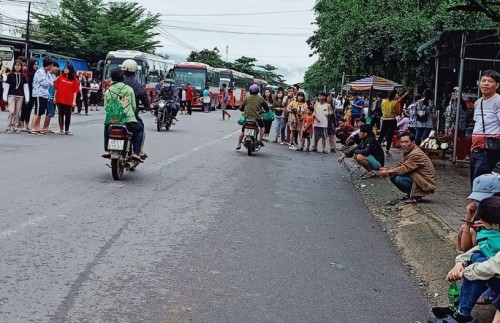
[
  {"x1": 244, "y1": 129, "x2": 255, "y2": 136},
  {"x1": 108, "y1": 139, "x2": 124, "y2": 150}
]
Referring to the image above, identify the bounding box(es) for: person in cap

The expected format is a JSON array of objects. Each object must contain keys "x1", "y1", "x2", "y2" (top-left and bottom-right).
[{"x1": 429, "y1": 196, "x2": 500, "y2": 323}]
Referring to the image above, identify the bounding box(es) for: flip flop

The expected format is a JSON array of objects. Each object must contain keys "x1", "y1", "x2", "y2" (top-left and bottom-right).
[
  {"x1": 477, "y1": 289, "x2": 496, "y2": 305},
  {"x1": 360, "y1": 173, "x2": 376, "y2": 179},
  {"x1": 235, "y1": 146, "x2": 241, "y2": 150}
]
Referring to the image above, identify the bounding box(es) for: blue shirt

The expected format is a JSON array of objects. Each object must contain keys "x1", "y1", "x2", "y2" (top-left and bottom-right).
[{"x1": 352, "y1": 97, "x2": 364, "y2": 114}]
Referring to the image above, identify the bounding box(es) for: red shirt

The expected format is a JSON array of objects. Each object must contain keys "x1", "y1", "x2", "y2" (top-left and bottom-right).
[
  {"x1": 186, "y1": 86, "x2": 194, "y2": 101},
  {"x1": 54, "y1": 75, "x2": 80, "y2": 106}
]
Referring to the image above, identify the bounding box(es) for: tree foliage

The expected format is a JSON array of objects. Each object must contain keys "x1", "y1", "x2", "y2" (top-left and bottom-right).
[
  {"x1": 186, "y1": 48, "x2": 287, "y2": 87},
  {"x1": 32, "y1": 0, "x2": 160, "y2": 65},
  {"x1": 303, "y1": 0, "x2": 496, "y2": 93}
]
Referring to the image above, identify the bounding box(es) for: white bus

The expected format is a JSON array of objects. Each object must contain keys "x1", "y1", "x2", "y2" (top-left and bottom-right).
[{"x1": 0, "y1": 45, "x2": 14, "y2": 70}]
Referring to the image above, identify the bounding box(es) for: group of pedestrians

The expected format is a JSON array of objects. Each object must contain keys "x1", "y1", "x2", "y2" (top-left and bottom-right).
[{"x1": 2, "y1": 57, "x2": 81, "y2": 136}]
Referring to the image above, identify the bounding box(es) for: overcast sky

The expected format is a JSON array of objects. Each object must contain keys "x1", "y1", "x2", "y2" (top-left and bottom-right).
[{"x1": 0, "y1": 0, "x2": 318, "y2": 84}]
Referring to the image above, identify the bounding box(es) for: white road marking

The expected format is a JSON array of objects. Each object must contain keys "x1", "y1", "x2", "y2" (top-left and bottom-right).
[{"x1": 0, "y1": 216, "x2": 49, "y2": 240}]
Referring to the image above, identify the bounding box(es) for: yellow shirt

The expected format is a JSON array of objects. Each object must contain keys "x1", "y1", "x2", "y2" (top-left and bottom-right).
[{"x1": 381, "y1": 99, "x2": 398, "y2": 120}]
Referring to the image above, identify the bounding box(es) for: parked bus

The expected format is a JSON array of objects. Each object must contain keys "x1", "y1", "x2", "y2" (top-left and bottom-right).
[
  {"x1": 216, "y1": 68, "x2": 253, "y2": 108},
  {"x1": 173, "y1": 62, "x2": 220, "y2": 110},
  {"x1": 0, "y1": 45, "x2": 14, "y2": 70},
  {"x1": 99, "y1": 50, "x2": 171, "y2": 102}
]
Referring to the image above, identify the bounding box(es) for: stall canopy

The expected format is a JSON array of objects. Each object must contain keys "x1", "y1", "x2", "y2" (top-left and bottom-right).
[{"x1": 342, "y1": 75, "x2": 403, "y2": 91}]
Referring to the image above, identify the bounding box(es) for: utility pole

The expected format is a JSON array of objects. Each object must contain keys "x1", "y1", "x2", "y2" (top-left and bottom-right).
[
  {"x1": 225, "y1": 45, "x2": 228, "y2": 62},
  {"x1": 24, "y1": 1, "x2": 32, "y2": 57}
]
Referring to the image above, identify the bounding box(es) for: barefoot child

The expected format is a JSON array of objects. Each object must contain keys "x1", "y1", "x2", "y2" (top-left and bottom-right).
[{"x1": 301, "y1": 108, "x2": 313, "y2": 151}]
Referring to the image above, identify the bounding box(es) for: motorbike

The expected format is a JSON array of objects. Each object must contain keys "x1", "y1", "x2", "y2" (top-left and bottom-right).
[
  {"x1": 242, "y1": 119, "x2": 262, "y2": 156},
  {"x1": 155, "y1": 99, "x2": 175, "y2": 132},
  {"x1": 106, "y1": 125, "x2": 141, "y2": 180}
]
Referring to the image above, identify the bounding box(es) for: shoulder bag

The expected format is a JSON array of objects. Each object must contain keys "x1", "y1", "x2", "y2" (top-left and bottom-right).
[{"x1": 481, "y1": 98, "x2": 500, "y2": 154}]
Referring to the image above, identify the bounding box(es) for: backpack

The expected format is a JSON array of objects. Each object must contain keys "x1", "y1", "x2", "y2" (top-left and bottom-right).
[{"x1": 105, "y1": 85, "x2": 128, "y2": 125}]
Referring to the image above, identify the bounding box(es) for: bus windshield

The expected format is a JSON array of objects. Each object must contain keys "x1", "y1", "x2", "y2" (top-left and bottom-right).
[
  {"x1": 0, "y1": 49, "x2": 13, "y2": 60},
  {"x1": 103, "y1": 59, "x2": 144, "y2": 84},
  {"x1": 174, "y1": 68, "x2": 206, "y2": 91}
]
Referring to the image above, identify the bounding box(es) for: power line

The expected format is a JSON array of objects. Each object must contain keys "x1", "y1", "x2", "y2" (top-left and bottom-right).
[
  {"x1": 160, "y1": 19, "x2": 315, "y2": 31},
  {"x1": 154, "y1": 27, "x2": 197, "y2": 51},
  {"x1": 160, "y1": 9, "x2": 311, "y2": 17},
  {"x1": 159, "y1": 24, "x2": 311, "y2": 37}
]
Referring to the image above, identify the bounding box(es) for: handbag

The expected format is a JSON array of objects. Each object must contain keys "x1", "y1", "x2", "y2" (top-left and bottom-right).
[
  {"x1": 480, "y1": 99, "x2": 500, "y2": 153},
  {"x1": 237, "y1": 114, "x2": 246, "y2": 126},
  {"x1": 262, "y1": 110, "x2": 274, "y2": 121},
  {"x1": 203, "y1": 96, "x2": 210, "y2": 104}
]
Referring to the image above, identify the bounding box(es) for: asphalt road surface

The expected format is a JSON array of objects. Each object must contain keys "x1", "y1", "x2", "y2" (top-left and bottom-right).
[{"x1": 0, "y1": 110, "x2": 429, "y2": 322}]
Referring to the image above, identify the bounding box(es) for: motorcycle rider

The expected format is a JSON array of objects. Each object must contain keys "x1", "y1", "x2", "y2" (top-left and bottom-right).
[
  {"x1": 236, "y1": 84, "x2": 269, "y2": 150},
  {"x1": 121, "y1": 59, "x2": 151, "y2": 159},
  {"x1": 102, "y1": 68, "x2": 144, "y2": 161},
  {"x1": 158, "y1": 78, "x2": 179, "y2": 118}
]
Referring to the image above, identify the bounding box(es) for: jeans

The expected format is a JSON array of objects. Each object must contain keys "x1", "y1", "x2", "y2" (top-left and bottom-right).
[
  {"x1": 415, "y1": 127, "x2": 432, "y2": 145},
  {"x1": 281, "y1": 117, "x2": 288, "y2": 142},
  {"x1": 274, "y1": 116, "x2": 283, "y2": 140},
  {"x1": 104, "y1": 122, "x2": 144, "y2": 155},
  {"x1": 457, "y1": 252, "x2": 500, "y2": 316},
  {"x1": 390, "y1": 174, "x2": 413, "y2": 194},
  {"x1": 470, "y1": 149, "x2": 500, "y2": 187}
]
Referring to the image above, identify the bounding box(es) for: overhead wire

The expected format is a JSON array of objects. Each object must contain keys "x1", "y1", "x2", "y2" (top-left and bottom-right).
[
  {"x1": 160, "y1": 9, "x2": 311, "y2": 17},
  {"x1": 159, "y1": 24, "x2": 311, "y2": 37},
  {"x1": 159, "y1": 19, "x2": 315, "y2": 31},
  {"x1": 154, "y1": 26, "x2": 197, "y2": 51}
]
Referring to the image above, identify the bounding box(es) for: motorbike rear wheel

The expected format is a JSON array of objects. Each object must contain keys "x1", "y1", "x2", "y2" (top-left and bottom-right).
[
  {"x1": 247, "y1": 142, "x2": 253, "y2": 156},
  {"x1": 111, "y1": 157, "x2": 124, "y2": 180}
]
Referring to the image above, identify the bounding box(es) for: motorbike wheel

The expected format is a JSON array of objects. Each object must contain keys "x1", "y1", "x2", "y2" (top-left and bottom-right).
[
  {"x1": 247, "y1": 142, "x2": 253, "y2": 156},
  {"x1": 156, "y1": 113, "x2": 163, "y2": 132},
  {"x1": 165, "y1": 119, "x2": 171, "y2": 131},
  {"x1": 111, "y1": 157, "x2": 124, "y2": 180}
]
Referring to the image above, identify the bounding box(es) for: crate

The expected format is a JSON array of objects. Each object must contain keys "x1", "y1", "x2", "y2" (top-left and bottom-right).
[{"x1": 422, "y1": 148, "x2": 445, "y2": 159}]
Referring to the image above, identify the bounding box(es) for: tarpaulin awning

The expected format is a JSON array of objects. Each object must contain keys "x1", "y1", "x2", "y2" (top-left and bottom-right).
[{"x1": 343, "y1": 75, "x2": 403, "y2": 91}]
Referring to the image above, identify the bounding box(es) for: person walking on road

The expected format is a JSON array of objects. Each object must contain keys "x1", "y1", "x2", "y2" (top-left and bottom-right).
[
  {"x1": 469, "y1": 70, "x2": 500, "y2": 187},
  {"x1": 220, "y1": 83, "x2": 231, "y2": 121}
]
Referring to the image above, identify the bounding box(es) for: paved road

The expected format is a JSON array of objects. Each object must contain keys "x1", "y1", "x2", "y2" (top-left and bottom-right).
[{"x1": 0, "y1": 110, "x2": 428, "y2": 322}]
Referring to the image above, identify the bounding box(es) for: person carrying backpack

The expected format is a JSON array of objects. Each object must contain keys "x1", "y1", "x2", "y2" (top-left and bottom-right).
[{"x1": 101, "y1": 68, "x2": 144, "y2": 161}]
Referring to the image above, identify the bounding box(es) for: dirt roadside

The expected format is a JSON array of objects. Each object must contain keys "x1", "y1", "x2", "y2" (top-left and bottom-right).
[{"x1": 341, "y1": 152, "x2": 495, "y2": 322}]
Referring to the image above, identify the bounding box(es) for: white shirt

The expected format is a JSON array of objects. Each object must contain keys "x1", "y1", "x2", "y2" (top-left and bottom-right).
[
  {"x1": 181, "y1": 89, "x2": 186, "y2": 101},
  {"x1": 314, "y1": 102, "x2": 329, "y2": 128}
]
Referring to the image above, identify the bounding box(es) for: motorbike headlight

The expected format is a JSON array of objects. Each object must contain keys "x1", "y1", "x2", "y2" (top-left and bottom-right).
[{"x1": 159, "y1": 102, "x2": 166, "y2": 108}]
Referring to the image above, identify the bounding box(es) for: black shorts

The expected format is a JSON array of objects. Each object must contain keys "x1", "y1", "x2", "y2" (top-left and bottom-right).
[
  {"x1": 33, "y1": 97, "x2": 48, "y2": 116},
  {"x1": 302, "y1": 132, "x2": 311, "y2": 139},
  {"x1": 314, "y1": 127, "x2": 328, "y2": 138},
  {"x1": 241, "y1": 119, "x2": 264, "y2": 132}
]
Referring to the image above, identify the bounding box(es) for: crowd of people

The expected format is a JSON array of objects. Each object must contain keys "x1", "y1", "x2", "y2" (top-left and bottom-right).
[{"x1": 0, "y1": 56, "x2": 103, "y2": 136}]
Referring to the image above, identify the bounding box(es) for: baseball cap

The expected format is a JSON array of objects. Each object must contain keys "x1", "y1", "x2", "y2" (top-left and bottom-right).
[
  {"x1": 355, "y1": 117, "x2": 366, "y2": 123},
  {"x1": 475, "y1": 196, "x2": 500, "y2": 224},
  {"x1": 467, "y1": 173, "x2": 500, "y2": 201}
]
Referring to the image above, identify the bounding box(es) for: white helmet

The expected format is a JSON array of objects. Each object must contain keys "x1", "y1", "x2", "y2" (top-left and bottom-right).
[{"x1": 121, "y1": 59, "x2": 137, "y2": 73}]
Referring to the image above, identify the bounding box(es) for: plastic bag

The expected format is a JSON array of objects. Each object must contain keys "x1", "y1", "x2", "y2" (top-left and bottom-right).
[{"x1": 238, "y1": 114, "x2": 246, "y2": 125}]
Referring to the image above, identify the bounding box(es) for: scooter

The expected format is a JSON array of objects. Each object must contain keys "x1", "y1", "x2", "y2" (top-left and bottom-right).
[
  {"x1": 106, "y1": 125, "x2": 141, "y2": 180},
  {"x1": 155, "y1": 99, "x2": 175, "y2": 132},
  {"x1": 242, "y1": 119, "x2": 262, "y2": 156}
]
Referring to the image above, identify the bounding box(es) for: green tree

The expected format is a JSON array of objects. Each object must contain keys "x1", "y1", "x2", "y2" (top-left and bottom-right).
[
  {"x1": 304, "y1": 0, "x2": 496, "y2": 91},
  {"x1": 32, "y1": 0, "x2": 160, "y2": 65},
  {"x1": 186, "y1": 47, "x2": 225, "y2": 67}
]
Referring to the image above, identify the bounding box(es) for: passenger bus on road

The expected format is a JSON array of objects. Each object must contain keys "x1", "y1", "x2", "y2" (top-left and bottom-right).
[
  {"x1": 173, "y1": 62, "x2": 220, "y2": 110},
  {"x1": 0, "y1": 45, "x2": 14, "y2": 70},
  {"x1": 99, "y1": 50, "x2": 172, "y2": 102},
  {"x1": 216, "y1": 68, "x2": 253, "y2": 109}
]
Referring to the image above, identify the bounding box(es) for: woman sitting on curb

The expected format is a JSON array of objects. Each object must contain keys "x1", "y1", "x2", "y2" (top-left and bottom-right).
[{"x1": 429, "y1": 196, "x2": 500, "y2": 323}]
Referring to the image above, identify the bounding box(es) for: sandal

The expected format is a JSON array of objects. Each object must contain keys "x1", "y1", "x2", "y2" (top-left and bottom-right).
[
  {"x1": 360, "y1": 172, "x2": 376, "y2": 179},
  {"x1": 101, "y1": 153, "x2": 111, "y2": 159},
  {"x1": 236, "y1": 146, "x2": 241, "y2": 150},
  {"x1": 130, "y1": 154, "x2": 143, "y2": 162},
  {"x1": 28, "y1": 131, "x2": 39, "y2": 135},
  {"x1": 322, "y1": 150, "x2": 328, "y2": 154},
  {"x1": 65, "y1": 131, "x2": 73, "y2": 136},
  {"x1": 140, "y1": 153, "x2": 148, "y2": 160},
  {"x1": 477, "y1": 288, "x2": 496, "y2": 305},
  {"x1": 385, "y1": 151, "x2": 392, "y2": 157},
  {"x1": 58, "y1": 130, "x2": 65, "y2": 135}
]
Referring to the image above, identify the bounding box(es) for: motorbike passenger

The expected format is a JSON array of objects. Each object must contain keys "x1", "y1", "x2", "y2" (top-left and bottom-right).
[
  {"x1": 236, "y1": 84, "x2": 269, "y2": 150},
  {"x1": 122, "y1": 59, "x2": 151, "y2": 159},
  {"x1": 102, "y1": 68, "x2": 144, "y2": 162}
]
